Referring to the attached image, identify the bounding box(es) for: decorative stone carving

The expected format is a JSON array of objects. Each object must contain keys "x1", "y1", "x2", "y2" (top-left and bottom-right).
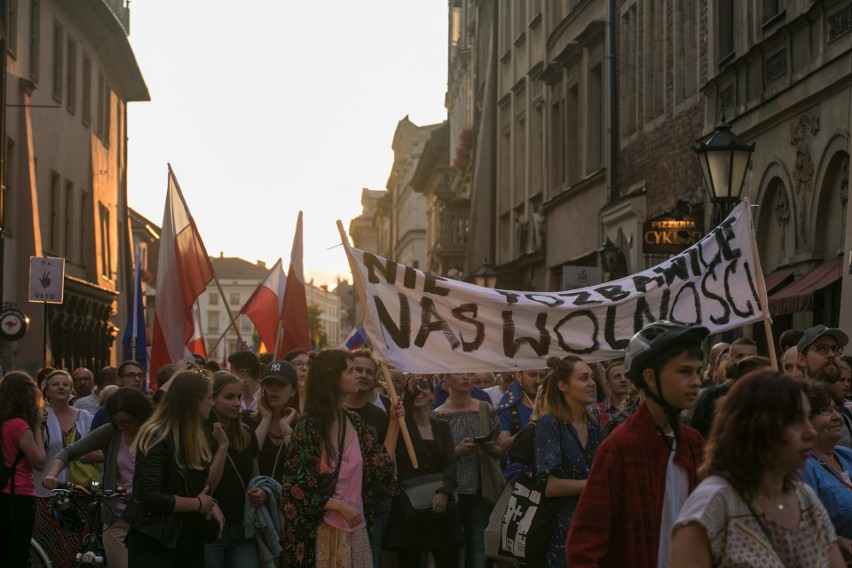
[
  {"x1": 532, "y1": 210, "x2": 546, "y2": 252},
  {"x1": 829, "y1": 4, "x2": 852, "y2": 43},
  {"x1": 774, "y1": 185, "x2": 790, "y2": 261},
  {"x1": 791, "y1": 110, "x2": 820, "y2": 250}
]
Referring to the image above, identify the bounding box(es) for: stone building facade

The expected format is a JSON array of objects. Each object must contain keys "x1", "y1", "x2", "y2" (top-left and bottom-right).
[{"x1": 1, "y1": 0, "x2": 148, "y2": 374}]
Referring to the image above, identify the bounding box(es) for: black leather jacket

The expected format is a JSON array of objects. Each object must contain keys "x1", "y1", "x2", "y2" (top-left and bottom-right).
[{"x1": 124, "y1": 434, "x2": 208, "y2": 549}]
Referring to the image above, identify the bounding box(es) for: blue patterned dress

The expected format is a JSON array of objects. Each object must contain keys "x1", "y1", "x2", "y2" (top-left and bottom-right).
[{"x1": 534, "y1": 414, "x2": 602, "y2": 568}]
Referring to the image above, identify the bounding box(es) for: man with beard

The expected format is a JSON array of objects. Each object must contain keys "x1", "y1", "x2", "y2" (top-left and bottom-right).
[
  {"x1": 797, "y1": 325, "x2": 848, "y2": 382},
  {"x1": 496, "y1": 368, "x2": 547, "y2": 451}
]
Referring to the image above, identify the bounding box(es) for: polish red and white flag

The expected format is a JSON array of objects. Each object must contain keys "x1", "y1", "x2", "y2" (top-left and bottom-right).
[
  {"x1": 150, "y1": 166, "x2": 214, "y2": 386},
  {"x1": 280, "y1": 211, "x2": 310, "y2": 356},
  {"x1": 240, "y1": 258, "x2": 287, "y2": 354},
  {"x1": 186, "y1": 304, "x2": 207, "y2": 359}
]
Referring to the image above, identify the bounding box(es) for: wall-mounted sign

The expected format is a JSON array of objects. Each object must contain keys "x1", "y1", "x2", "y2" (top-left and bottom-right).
[
  {"x1": 28, "y1": 256, "x2": 65, "y2": 304},
  {"x1": 642, "y1": 213, "x2": 705, "y2": 255},
  {"x1": 563, "y1": 265, "x2": 602, "y2": 290},
  {"x1": 0, "y1": 307, "x2": 29, "y2": 341}
]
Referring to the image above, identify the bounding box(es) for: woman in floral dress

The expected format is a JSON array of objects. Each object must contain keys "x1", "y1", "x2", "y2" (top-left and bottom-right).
[{"x1": 281, "y1": 349, "x2": 395, "y2": 568}]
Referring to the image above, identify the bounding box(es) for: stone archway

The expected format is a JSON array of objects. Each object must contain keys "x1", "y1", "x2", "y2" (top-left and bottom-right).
[{"x1": 813, "y1": 149, "x2": 849, "y2": 258}]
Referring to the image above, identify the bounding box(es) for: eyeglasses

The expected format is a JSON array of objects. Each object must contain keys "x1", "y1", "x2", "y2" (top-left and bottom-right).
[
  {"x1": 353, "y1": 366, "x2": 375, "y2": 376},
  {"x1": 291, "y1": 360, "x2": 307, "y2": 368},
  {"x1": 813, "y1": 405, "x2": 840, "y2": 417},
  {"x1": 121, "y1": 372, "x2": 144, "y2": 379},
  {"x1": 811, "y1": 344, "x2": 844, "y2": 356}
]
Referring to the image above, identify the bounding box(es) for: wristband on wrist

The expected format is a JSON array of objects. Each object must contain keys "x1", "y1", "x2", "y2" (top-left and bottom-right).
[{"x1": 196, "y1": 497, "x2": 202, "y2": 512}]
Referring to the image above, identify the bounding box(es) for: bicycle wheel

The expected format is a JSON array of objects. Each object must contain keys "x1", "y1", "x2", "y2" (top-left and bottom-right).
[{"x1": 28, "y1": 539, "x2": 51, "y2": 567}]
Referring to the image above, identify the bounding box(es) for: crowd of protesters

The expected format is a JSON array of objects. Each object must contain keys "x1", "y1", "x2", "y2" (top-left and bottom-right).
[{"x1": 1, "y1": 320, "x2": 851, "y2": 567}]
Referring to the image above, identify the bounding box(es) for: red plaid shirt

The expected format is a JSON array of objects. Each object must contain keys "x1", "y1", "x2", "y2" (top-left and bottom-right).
[
  {"x1": 596, "y1": 397, "x2": 618, "y2": 428},
  {"x1": 566, "y1": 403, "x2": 704, "y2": 568}
]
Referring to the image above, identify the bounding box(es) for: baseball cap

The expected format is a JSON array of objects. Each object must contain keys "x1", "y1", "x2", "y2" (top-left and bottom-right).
[
  {"x1": 260, "y1": 361, "x2": 298, "y2": 385},
  {"x1": 797, "y1": 325, "x2": 849, "y2": 353}
]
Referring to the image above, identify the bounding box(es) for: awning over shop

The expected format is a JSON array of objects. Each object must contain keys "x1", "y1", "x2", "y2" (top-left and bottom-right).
[
  {"x1": 768, "y1": 257, "x2": 843, "y2": 316},
  {"x1": 763, "y1": 267, "x2": 795, "y2": 294}
]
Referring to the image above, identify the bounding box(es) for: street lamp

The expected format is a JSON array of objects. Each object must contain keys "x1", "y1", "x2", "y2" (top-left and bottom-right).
[
  {"x1": 471, "y1": 260, "x2": 498, "y2": 288},
  {"x1": 599, "y1": 238, "x2": 619, "y2": 274},
  {"x1": 693, "y1": 115, "x2": 755, "y2": 225}
]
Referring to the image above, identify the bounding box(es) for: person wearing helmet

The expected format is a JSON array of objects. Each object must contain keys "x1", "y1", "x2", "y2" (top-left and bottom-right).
[{"x1": 566, "y1": 321, "x2": 707, "y2": 568}]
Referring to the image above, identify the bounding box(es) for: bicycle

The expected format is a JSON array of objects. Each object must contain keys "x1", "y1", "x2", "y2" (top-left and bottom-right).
[{"x1": 29, "y1": 481, "x2": 126, "y2": 567}]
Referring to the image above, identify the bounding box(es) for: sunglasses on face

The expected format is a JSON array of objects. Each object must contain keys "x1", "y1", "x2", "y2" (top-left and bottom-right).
[
  {"x1": 811, "y1": 344, "x2": 844, "y2": 356},
  {"x1": 409, "y1": 379, "x2": 433, "y2": 393}
]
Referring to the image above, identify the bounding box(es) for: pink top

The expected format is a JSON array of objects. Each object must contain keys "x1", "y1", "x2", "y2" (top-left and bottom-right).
[
  {"x1": 2, "y1": 418, "x2": 35, "y2": 496},
  {"x1": 319, "y1": 433, "x2": 365, "y2": 532},
  {"x1": 114, "y1": 433, "x2": 135, "y2": 515}
]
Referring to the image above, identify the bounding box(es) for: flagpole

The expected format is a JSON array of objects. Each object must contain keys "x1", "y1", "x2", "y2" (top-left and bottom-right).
[
  {"x1": 273, "y1": 322, "x2": 284, "y2": 359},
  {"x1": 743, "y1": 198, "x2": 778, "y2": 370},
  {"x1": 207, "y1": 323, "x2": 234, "y2": 357},
  {"x1": 168, "y1": 164, "x2": 244, "y2": 344},
  {"x1": 337, "y1": 220, "x2": 418, "y2": 469}
]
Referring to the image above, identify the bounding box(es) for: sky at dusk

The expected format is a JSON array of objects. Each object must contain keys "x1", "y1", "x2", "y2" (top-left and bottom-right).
[{"x1": 126, "y1": 2, "x2": 448, "y2": 288}]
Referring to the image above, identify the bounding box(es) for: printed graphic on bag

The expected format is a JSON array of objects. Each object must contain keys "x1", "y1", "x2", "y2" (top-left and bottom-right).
[{"x1": 501, "y1": 480, "x2": 543, "y2": 558}]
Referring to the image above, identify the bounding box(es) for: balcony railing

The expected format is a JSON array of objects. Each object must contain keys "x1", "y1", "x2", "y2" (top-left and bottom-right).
[{"x1": 103, "y1": 0, "x2": 130, "y2": 34}]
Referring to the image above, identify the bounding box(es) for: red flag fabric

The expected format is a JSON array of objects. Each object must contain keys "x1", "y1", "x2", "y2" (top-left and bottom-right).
[
  {"x1": 186, "y1": 304, "x2": 207, "y2": 359},
  {"x1": 150, "y1": 167, "x2": 215, "y2": 386},
  {"x1": 240, "y1": 258, "x2": 286, "y2": 354},
  {"x1": 280, "y1": 211, "x2": 310, "y2": 355}
]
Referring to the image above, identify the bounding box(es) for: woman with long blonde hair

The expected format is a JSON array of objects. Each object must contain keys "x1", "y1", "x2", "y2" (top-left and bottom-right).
[
  {"x1": 124, "y1": 370, "x2": 224, "y2": 567},
  {"x1": 533, "y1": 356, "x2": 602, "y2": 568}
]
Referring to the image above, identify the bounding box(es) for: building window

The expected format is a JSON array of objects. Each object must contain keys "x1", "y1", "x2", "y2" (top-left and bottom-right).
[
  {"x1": 513, "y1": 87, "x2": 526, "y2": 207},
  {"x1": 64, "y1": 180, "x2": 73, "y2": 260},
  {"x1": 675, "y1": 0, "x2": 699, "y2": 104},
  {"x1": 8, "y1": 0, "x2": 18, "y2": 58},
  {"x1": 529, "y1": 96, "x2": 543, "y2": 195},
  {"x1": 208, "y1": 312, "x2": 219, "y2": 334},
  {"x1": 763, "y1": 0, "x2": 783, "y2": 23},
  {"x1": 103, "y1": 83, "x2": 111, "y2": 146},
  {"x1": 718, "y1": 0, "x2": 735, "y2": 62},
  {"x1": 241, "y1": 316, "x2": 252, "y2": 332},
  {"x1": 229, "y1": 293, "x2": 239, "y2": 305},
  {"x1": 209, "y1": 292, "x2": 218, "y2": 305},
  {"x1": 66, "y1": 37, "x2": 76, "y2": 114},
  {"x1": 79, "y1": 190, "x2": 87, "y2": 265},
  {"x1": 96, "y1": 71, "x2": 104, "y2": 139},
  {"x1": 29, "y1": 0, "x2": 39, "y2": 81},
  {"x1": 81, "y1": 54, "x2": 91, "y2": 126},
  {"x1": 549, "y1": 82, "x2": 565, "y2": 190},
  {"x1": 99, "y1": 203, "x2": 111, "y2": 279},
  {"x1": 620, "y1": 4, "x2": 637, "y2": 135},
  {"x1": 51, "y1": 21, "x2": 62, "y2": 102},
  {"x1": 566, "y1": 69, "x2": 580, "y2": 183},
  {"x1": 587, "y1": 61, "x2": 604, "y2": 172},
  {"x1": 49, "y1": 171, "x2": 60, "y2": 253},
  {"x1": 644, "y1": 0, "x2": 664, "y2": 119},
  {"x1": 2, "y1": 138, "x2": 14, "y2": 232},
  {"x1": 498, "y1": 100, "x2": 512, "y2": 214}
]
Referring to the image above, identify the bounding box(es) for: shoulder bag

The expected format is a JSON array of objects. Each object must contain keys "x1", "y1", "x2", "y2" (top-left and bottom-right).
[{"x1": 478, "y1": 401, "x2": 506, "y2": 507}]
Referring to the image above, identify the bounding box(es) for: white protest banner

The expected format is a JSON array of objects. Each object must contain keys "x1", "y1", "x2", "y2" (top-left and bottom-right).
[{"x1": 342, "y1": 202, "x2": 768, "y2": 374}]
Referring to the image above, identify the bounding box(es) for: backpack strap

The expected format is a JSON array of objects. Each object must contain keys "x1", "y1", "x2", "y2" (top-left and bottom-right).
[{"x1": 510, "y1": 405, "x2": 522, "y2": 436}]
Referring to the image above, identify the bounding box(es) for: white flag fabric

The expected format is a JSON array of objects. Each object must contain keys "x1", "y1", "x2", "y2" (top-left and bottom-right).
[{"x1": 343, "y1": 202, "x2": 767, "y2": 374}]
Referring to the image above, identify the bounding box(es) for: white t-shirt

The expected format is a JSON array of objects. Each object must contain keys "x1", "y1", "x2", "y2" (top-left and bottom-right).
[{"x1": 658, "y1": 434, "x2": 689, "y2": 568}]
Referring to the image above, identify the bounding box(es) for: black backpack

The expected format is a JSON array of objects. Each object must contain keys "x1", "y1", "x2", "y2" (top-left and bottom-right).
[{"x1": 0, "y1": 421, "x2": 25, "y2": 493}]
